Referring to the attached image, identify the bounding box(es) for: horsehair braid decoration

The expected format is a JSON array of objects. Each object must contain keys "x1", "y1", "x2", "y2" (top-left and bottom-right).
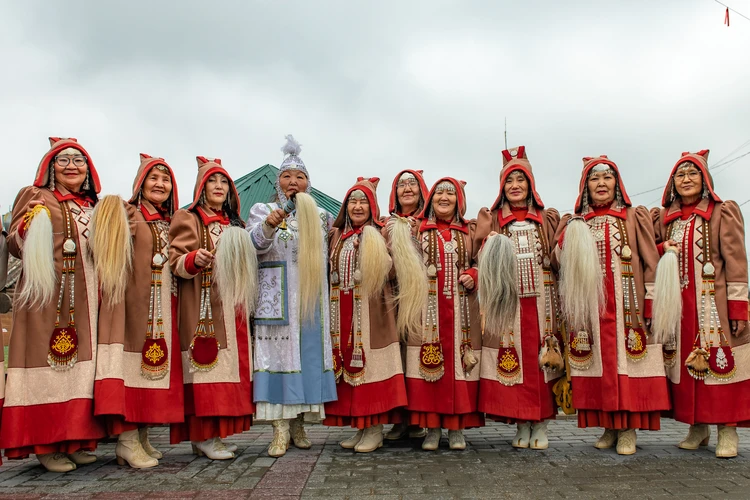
[
  {"x1": 359, "y1": 225, "x2": 390, "y2": 299},
  {"x1": 387, "y1": 215, "x2": 428, "y2": 342},
  {"x1": 685, "y1": 217, "x2": 736, "y2": 381},
  {"x1": 141, "y1": 221, "x2": 170, "y2": 380},
  {"x1": 47, "y1": 202, "x2": 79, "y2": 370},
  {"x1": 213, "y1": 226, "x2": 258, "y2": 319},
  {"x1": 89, "y1": 195, "x2": 133, "y2": 305},
  {"x1": 295, "y1": 192, "x2": 325, "y2": 322},
  {"x1": 616, "y1": 218, "x2": 647, "y2": 362},
  {"x1": 18, "y1": 204, "x2": 56, "y2": 307},
  {"x1": 189, "y1": 223, "x2": 220, "y2": 371},
  {"x1": 478, "y1": 233, "x2": 518, "y2": 340},
  {"x1": 558, "y1": 217, "x2": 603, "y2": 371},
  {"x1": 652, "y1": 246, "x2": 682, "y2": 368},
  {"x1": 535, "y1": 222, "x2": 565, "y2": 373}
]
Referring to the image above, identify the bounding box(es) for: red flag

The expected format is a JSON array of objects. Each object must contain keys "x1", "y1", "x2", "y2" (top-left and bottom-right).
[{"x1": 725, "y1": 7, "x2": 730, "y2": 26}]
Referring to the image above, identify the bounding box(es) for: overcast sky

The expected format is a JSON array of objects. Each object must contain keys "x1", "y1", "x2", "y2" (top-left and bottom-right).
[{"x1": 2, "y1": 1, "x2": 749, "y2": 240}]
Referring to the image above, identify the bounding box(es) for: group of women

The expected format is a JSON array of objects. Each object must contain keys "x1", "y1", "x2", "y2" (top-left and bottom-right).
[{"x1": 0, "y1": 136, "x2": 747, "y2": 473}]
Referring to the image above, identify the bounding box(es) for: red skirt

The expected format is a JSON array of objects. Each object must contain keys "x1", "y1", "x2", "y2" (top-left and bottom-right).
[{"x1": 578, "y1": 409, "x2": 661, "y2": 430}]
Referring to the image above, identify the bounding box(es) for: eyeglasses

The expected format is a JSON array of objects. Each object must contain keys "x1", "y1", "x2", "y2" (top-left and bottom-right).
[
  {"x1": 55, "y1": 155, "x2": 87, "y2": 167},
  {"x1": 674, "y1": 170, "x2": 701, "y2": 181},
  {"x1": 397, "y1": 180, "x2": 419, "y2": 188}
]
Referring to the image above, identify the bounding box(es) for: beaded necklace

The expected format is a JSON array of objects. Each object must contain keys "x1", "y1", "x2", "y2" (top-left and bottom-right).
[
  {"x1": 329, "y1": 231, "x2": 366, "y2": 386},
  {"x1": 668, "y1": 216, "x2": 736, "y2": 381},
  {"x1": 189, "y1": 222, "x2": 220, "y2": 371},
  {"x1": 141, "y1": 218, "x2": 170, "y2": 379},
  {"x1": 47, "y1": 201, "x2": 79, "y2": 370}
]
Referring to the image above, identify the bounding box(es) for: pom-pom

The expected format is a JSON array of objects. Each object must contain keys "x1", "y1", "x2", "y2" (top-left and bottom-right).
[{"x1": 281, "y1": 134, "x2": 302, "y2": 157}]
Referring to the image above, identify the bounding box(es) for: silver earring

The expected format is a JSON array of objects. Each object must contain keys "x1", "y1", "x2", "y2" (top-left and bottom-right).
[{"x1": 82, "y1": 175, "x2": 90, "y2": 191}]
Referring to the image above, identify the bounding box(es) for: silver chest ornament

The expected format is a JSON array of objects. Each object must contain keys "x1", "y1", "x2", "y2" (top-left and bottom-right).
[
  {"x1": 63, "y1": 238, "x2": 76, "y2": 254},
  {"x1": 152, "y1": 253, "x2": 166, "y2": 267}
]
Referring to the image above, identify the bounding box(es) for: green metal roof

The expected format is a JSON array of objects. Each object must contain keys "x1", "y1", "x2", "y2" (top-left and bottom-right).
[{"x1": 234, "y1": 164, "x2": 342, "y2": 221}]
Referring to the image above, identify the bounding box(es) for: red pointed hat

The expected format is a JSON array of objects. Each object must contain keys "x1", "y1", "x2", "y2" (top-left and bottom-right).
[
  {"x1": 573, "y1": 155, "x2": 632, "y2": 214},
  {"x1": 661, "y1": 150, "x2": 721, "y2": 207},
  {"x1": 388, "y1": 169, "x2": 429, "y2": 215},
  {"x1": 34, "y1": 137, "x2": 101, "y2": 193},
  {"x1": 128, "y1": 153, "x2": 180, "y2": 215},
  {"x1": 490, "y1": 146, "x2": 544, "y2": 211},
  {"x1": 333, "y1": 177, "x2": 383, "y2": 228},
  {"x1": 187, "y1": 156, "x2": 241, "y2": 214},
  {"x1": 417, "y1": 177, "x2": 469, "y2": 224}
]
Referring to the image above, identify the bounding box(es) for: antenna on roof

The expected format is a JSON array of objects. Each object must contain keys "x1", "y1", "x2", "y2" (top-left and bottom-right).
[{"x1": 504, "y1": 117, "x2": 508, "y2": 150}]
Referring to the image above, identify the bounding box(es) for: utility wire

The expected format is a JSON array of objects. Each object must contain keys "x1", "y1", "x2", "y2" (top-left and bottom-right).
[{"x1": 714, "y1": 0, "x2": 750, "y2": 22}]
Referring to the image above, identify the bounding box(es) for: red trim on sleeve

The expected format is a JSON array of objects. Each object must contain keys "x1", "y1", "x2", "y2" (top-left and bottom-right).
[
  {"x1": 462, "y1": 267, "x2": 478, "y2": 290},
  {"x1": 184, "y1": 250, "x2": 201, "y2": 276},
  {"x1": 728, "y1": 300, "x2": 749, "y2": 321},
  {"x1": 656, "y1": 242, "x2": 665, "y2": 257}
]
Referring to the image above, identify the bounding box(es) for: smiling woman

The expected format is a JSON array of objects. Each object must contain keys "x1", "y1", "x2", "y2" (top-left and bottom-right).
[
  {"x1": 168, "y1": 156, "x2": 255, "y2": 461},
  {"x1": 0, "y1": 137, "x2": 105, "y2": 472},
  {"x1": 652, "y1": 150, "x2": 750, "y2": 459},
  {"x1": 92, "y1": 154, "x2": 183, "y2": 470}
]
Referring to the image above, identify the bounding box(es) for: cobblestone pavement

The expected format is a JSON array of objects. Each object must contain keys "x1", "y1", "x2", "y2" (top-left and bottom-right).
[{"x1": 1, "y1": 417, "x2": 750, "y2": 499}]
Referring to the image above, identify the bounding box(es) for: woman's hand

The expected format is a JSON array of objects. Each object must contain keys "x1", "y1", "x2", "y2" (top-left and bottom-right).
[
  {"x1": 731, "y1": 320, "x2": 747, "y2": 337},
  {"x1": 459, "y1": 273, "x2": 475, "y2": 291},
  {"x1": 663, "y1": 239, "x2": 679, "y2": 254},
  {"x1": 27, "y1": 199, "x2": 45, "y2": 211},
  {"x1": 265, "y1": 208, "x2": 287, "y2": 229},
  {"x1": 194, "y1": 248, "x2": 214, "y2": 268}
]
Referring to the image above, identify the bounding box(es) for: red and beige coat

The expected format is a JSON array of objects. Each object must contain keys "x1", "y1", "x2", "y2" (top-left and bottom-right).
[
  {"x1": 652, "y1": 150, "x2": 750, "y2": 400},
  {"x1": 325, "y1": 177, "x2": 407, "y2": 422},
  {"x1": 0, "y1": 137, "x2": 106, "y2": 456},
  {"x1": 168, "y1": 157, "x2": 254, "y2": 420},
  {"x1": 404, "y1": 177, "x2": 483, "y2": 425},
  {"x1": 472, "y1": 147, "x2": 562, "y2": 421},
  {"x1": 94, "y1": 154, "x2": 184, "y2": 426},
  {"x1": 552, "y1": 156, "x2": 668, "y2": 418}
]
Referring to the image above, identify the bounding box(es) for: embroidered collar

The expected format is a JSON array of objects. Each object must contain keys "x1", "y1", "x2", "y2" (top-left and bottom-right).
[
  {"x1": 53, "y1": 189, "x2": 94, "y2": 207},
  {"x1": 419, "y1": 217, "x2": 468, "y2": 234},
  {"x1": 196, "y1": 206, "x2": 229, "y2": 226},
  {"x1": 341, "y1": 224, "x2": 365, "y2": 240},
  {"x1": 581, "y1": 202, "x2": 627, "y2": 221},
  {"x1": 664, "y1": 198, "x2": 714, "y2": 224},
  {"x1": 497, "y1": 203, "x2": 543, "y2": 226},
  {"x1": 139, "y1": 201, "x2": 170, "y2": 222}
]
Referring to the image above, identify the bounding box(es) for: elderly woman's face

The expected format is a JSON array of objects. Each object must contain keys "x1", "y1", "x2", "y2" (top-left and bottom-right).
[
  {"x1": 431, "y1": 186, "x2": 457, "y2": 220},
  {"x1": 503, "y1": 170, "x2": 529, "y2": 207},
  {"x1": 204, "y1": 173, "x2": 229, "y2": 210},
  {"x1": 278, "y1": 169, "x2": 308, "y2": 198},
  {"x1": 142, "y1": 166, "x2": 173, "y2": 206},
  {"x1": 587, "y1": 170, "x2": 617, "y2": 206},
  {"x1": 347, "y1": 192, "x2": 371, "y2": 227},
  {"x1": 673, "y1": 163, "x2": 703, "y2": 201},
  {"x1": 53, "y1": 148, "x2": 88, "y2": 192}
]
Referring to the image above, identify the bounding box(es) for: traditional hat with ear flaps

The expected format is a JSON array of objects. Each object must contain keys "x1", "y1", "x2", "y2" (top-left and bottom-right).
[
  {"x1": 491, "y1": 146, "x2": 545, "y2": 211},
  {"x1": 661, "y1": 149, "x2": 721, "y2": 207},
  {"x1": 417, "y1": 177, "x2": 469, "y2": 226},
  {"x1": 333, "y1": 177, "x2": 384, "y2": 229},
  {"x1": 388, "y1": 169, "x2": 428, "y2": 215},
  {"x1": 129, "y1": 153, "x2": 179, "y2": 215},
  {"x1": 34, "y1": 137, "x2": 101, "y2": 194},
  {"x1": 573, "y1": 155, "x2": 632, "y2": 215},
  {"x1": 187, "y1": 156, "x2": 241, "y2": 216}
]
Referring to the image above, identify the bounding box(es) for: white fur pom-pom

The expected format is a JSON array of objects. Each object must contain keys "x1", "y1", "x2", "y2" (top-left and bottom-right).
[{"x1": 281, "y1": 135, "x2": 302, "y2": 156}]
